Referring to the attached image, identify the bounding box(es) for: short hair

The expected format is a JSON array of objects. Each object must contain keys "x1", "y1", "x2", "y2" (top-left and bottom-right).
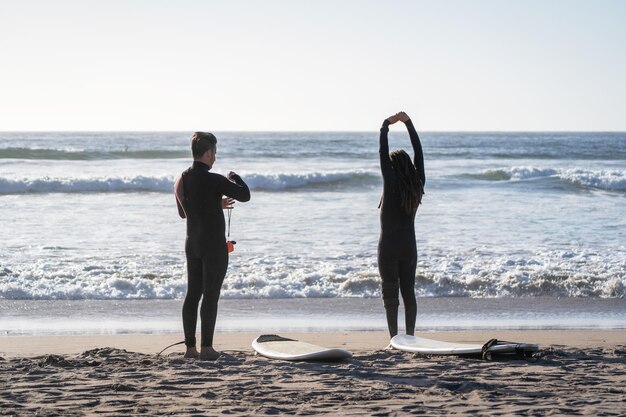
[{"x1": 190, "y1": 132, "x2": 217, "y2": 159}]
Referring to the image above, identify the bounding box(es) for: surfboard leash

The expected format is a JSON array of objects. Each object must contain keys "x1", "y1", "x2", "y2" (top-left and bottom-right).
[
  {"x1": 227, "y1": 208, "x2": 232, "y2": 240},
  {"x1": 227, "y1": 207, "x2": 236, "y2": 245},
  {"x1": 481, "y1": 339, "x2": 539, "y2": 362},
  {"x1": 157, "y1": 340, "x2": 185, "y2": 357},
  {"x1": 226, "y1": 208, "x2": 237, "y2": 252}
]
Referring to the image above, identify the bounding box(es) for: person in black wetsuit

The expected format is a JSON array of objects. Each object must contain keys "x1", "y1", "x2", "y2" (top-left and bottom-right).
[
  {"x1": 378, "y1": 111, "x2": 425, "y2": 338},
  {"x1": 174, "y1": 132, "x2": 250, "y2": 360}
]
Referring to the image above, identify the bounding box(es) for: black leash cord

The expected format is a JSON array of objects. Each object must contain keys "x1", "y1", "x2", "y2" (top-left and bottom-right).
[
  {"x1": 157, "y1": 340, "x2": 185, "y2": 357},
  {"x1": 227, "y1": 208, "x2": 232, "y2": 240}
]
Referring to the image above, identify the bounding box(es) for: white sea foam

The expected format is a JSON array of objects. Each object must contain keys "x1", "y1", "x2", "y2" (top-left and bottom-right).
[
  {"x1": 1, "y1": 249, "x2": 623, "y2": 300},
  {"x1": 558, "y1": 168, "x2": 626, "y2": 191}
]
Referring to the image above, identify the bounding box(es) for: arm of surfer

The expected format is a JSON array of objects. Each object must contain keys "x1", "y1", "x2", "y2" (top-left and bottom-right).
[
  {"x1": 398, "y1": 111, "x2": 426, "y2": 186},
  {"x1": 174, "y1": 176, "x2": 186, "y2": 219},
  {"x1": 220, "y1": 171, "x2": 251, "y2": 202},
  {"x1": 380, "y1": 115, "x2": 399, "y2": 178}
]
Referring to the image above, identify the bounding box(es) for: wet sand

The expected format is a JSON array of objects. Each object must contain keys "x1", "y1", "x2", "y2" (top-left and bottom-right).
[{"x1": 1, "y1": 330, "x2": 624, "y2": 416}]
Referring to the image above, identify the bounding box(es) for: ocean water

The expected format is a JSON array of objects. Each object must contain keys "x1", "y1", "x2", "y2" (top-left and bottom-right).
[
  {"x1": 2, "y1": 298, "x2": 625, "y2": 336},
  {"x1": 0, "y1": 131, "x2": 625, "y2": 304}
]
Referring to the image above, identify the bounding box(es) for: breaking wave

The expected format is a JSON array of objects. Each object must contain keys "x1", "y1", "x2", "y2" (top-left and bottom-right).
[
  {"x1": 467, "y1": 167, "x2": 626, "y2": 192},
  {"x1": 0, "y1": 170, "x2": 379, "y2": 195}
]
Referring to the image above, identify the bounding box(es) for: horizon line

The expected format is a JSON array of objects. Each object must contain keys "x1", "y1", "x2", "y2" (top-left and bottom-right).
[{"x1": 2, "y1": 129, "x2": 625, "y2": 134}]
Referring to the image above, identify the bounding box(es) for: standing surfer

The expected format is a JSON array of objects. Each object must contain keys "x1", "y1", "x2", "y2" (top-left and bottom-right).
[
  {"x1": 378, "y1": 112, "x2": 425, "y2": 338},
  {"x1": 175, "y1": 132, "x2": 250, "y2": 360}
]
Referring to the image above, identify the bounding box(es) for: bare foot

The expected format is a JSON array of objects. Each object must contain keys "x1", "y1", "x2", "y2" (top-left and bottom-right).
[
  {"x1": 199, "y1": 346, "x2": 221, "y2": 361},
  {"x1": 384, "y1": 343, "x2": 394, "y2": 351},
  {"x1": 184, "y1": 347, "x2": 199, "y2": 359}
]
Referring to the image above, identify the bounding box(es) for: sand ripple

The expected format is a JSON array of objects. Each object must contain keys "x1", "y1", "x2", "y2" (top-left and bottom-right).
[{"x1": 1, "y1": 346, "x2": 625, "y2": 416}]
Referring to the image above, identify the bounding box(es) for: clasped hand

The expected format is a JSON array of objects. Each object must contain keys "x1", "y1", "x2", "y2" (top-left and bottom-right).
[{"x1": 386, "y1": 111, "x2": 410, "y2": 124}]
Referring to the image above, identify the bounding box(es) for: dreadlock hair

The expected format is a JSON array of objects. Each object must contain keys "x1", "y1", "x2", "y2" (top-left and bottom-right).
[{"x1": 381, "y1": 149, "x2": 424, "y2": 215}]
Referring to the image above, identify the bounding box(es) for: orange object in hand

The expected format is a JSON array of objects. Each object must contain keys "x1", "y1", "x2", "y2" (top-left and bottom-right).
[{"x1": 227, "y1": 240, "x2": 236, "y2": 253}]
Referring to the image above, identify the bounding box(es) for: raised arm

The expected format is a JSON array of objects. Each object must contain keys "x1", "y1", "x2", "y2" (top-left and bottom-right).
[
  {"x1": 380, "y1": 114, "x2": 401, "y2": 180},
  {"x1": 379, "y1": 119, "x2": 393, "y2": 180},
  {"x1": 218, "y1": 172, "x2": 251, "y2": 202},
  {"x1": 398, "y1": 112, "x2": 425, "y2": 186}
]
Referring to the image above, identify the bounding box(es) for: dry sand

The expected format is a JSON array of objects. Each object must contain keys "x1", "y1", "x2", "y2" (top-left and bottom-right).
[{"x1": 1, "y1": 330, "x2": 624, "y2": 416}]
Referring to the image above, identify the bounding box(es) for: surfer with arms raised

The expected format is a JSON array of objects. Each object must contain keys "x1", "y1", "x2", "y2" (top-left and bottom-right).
[
  {"x1": 174, "y1": 132, "x2": 250, "y2": 360},
  {"x1": 378, "y1": 111, "x2": 425, "y2": 339}
]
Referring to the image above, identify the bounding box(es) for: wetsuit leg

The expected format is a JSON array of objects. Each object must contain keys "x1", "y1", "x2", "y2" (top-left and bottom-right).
[
  {"x1": 378, "y1": 249, "x2": 400, "y2": 338},
  {"x1": 398, "y1": 254, "x2": 417, "y2": 335},
  {"x1": 199, "y1": 247, "x2": 228, "y2": 347},
  {"x1": 182, "y1": 256, "x2": 203, "y2": 347}
]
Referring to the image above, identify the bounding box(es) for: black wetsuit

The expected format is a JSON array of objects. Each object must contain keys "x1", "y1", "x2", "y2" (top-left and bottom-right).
[
  {"x1": 378, "y1": 119, "x2": 425, "y2": 337},
  {"x1": 177, "y1": 161, "x2": 250, "y2": 348}
]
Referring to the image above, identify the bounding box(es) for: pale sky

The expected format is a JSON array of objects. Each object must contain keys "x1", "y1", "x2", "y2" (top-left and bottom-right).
[{"x1": 1, "y1": 0, "x2": 625, "y2": 131}]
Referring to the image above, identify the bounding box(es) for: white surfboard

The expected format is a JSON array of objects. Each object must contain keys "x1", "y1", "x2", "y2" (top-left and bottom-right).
[
  {"x1": 252, "y1": 334, "x2": 353, "y2": 361},
  {"x1": 391, "y1": 334, "x2": 539, "y2": 357}
]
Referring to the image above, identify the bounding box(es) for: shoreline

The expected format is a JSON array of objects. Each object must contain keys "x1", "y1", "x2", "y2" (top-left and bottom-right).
[
  {"x1": 1, "y1": 329, "x2": 624, "y2": 358},
  {"x1": 2, "y1": 297, "x2": 624, "y2": 337}
]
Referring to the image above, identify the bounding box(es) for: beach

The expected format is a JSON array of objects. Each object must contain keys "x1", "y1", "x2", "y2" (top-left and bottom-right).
[
  {"x1": 1, "y1": 131, "x2": 624, "y2": 416},
  {"x1": 1, "y1": 330, "x2": 625, "y2": 416},
  {"x1": 3, "y1": 1, "x2": 626, "y2": 414}
]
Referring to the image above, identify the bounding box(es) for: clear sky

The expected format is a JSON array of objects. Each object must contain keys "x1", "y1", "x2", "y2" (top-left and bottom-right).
[{"x1": 1, "y1": 0, "x2": 625, "y2": 131}]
